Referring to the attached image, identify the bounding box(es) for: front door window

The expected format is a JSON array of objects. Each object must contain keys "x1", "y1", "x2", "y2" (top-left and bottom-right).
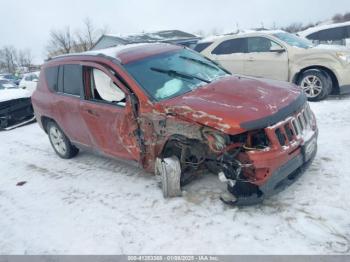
[{"x1": 88, "y1": 68, "x2": 126, "y2": 107}]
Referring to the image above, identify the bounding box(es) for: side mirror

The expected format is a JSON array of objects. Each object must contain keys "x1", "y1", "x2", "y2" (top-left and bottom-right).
[{"x1": 270, "y1": 47, "x2": 286, "y2": 53}]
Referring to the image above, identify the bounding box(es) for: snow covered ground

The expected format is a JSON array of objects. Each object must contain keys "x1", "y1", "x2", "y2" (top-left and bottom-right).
[{"x1": 0, "y1": 96, "x2": 350, "y2": 255}]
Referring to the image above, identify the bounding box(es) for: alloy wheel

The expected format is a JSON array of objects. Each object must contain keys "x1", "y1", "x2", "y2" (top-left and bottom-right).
[
  {"x1": 49, "y1": 126, "x2": 67, "y2": 155},
  {"x1": 300, "y1": 75, "x2": 323, "y2": 98}
]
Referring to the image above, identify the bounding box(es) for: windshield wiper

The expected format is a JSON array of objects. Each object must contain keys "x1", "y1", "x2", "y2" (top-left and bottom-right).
[
  {"x1": 202, "y1": 57, "x2": 231, "y2": 75},
  {"x1": 150, "y1": 67, "x2": 211, "y2": 83},
  {"x1": 179, "y1": 56, "x2": 219, "y2": 71}
]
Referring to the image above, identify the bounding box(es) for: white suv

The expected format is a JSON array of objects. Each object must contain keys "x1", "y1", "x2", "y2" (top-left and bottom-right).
[
  {"x1": 18, "y1": 71, "x2": 40, "y2": 95},
  {"x1": 197, "y1": 30, "x2": 350, "y2": 101}
]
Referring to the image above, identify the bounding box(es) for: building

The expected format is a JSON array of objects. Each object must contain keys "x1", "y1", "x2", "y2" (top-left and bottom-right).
[{"x1": 91, "y1": 30, "x2": 201, "y2": 50}]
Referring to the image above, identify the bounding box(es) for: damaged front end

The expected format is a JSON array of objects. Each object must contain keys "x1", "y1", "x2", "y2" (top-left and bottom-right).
[
  {"x1": 0, "y1": 98, "x2": 35, "y2": 130},
  {"x1": 207, "y1": 103, "x2": 318, "y2": 205},
  {"x1": 150, "y1": 101, "x2": 317, "y2": 206}
]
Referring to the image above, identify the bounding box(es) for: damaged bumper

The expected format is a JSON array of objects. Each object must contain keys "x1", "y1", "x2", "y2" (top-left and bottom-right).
[
  {"x1": 230, "y1": 133, "x2": 317, "y2": 206},
  {"x1": 222, "y1": 103, "x2": 318, "y2": 206}
]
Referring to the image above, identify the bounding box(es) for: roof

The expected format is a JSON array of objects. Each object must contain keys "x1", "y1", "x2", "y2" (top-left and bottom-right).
[
  {"x1": 197, "y1": 30, "x2": 286, "y2": 43},
  {"x1": 50, "y1": 43, "x2": 182, "y2": 65},
  {"x1": 106, "y1": 30, "x2": 198, "y2": 43},
  {"x1": 92, "y1": 30, "x2": 200, "y2": 50}
]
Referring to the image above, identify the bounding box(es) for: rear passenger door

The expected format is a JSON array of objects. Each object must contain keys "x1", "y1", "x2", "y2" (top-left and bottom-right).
[
  {"x1": 51, "y1": 64, "x2": 92, "y2": 147},
  {"x1": 79, "y1": 62, "x2": 140, "y2": 161},
  {"x1": 209, "y1": 38, "x2": 248, "y2": 74}
]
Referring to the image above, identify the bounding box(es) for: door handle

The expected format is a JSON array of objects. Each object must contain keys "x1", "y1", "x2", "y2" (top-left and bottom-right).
[
  {"x1": 248, "y1": 57, "x2": 255, "y2": 62},
  {"x1": 86, "y1": 109, "x2": 99, "y2": 117}
]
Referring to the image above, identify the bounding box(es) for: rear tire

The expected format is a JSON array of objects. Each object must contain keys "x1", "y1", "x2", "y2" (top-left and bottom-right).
[
  {"x1": 298, "y1": 69, "x2": 332, "y2": 101},
  {"x1": 155, "y1": 156, "x2": 182, "y2": 198},
  {"x1": 47, "y1": 121, "x2": 79, "y2": 159}
]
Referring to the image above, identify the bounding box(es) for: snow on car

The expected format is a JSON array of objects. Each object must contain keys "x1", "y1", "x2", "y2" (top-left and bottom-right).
[
  {"x1": 18, "y1": 71, "x2": 40, "y2": 95},
  {"x1": 298, "y1": 21, "x2": 350, "y2": 48},
  {"x1": 0, "y1": 84, "x2": 35, "y2": 130}
]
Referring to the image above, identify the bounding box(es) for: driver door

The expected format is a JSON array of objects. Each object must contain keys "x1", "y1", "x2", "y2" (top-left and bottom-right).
[
  {"x1": 79, "y1": 62, "x2": 140, "y2": 161},
  {"x1": 244, "y1": 37, "x2": 289, "y2": 81}
]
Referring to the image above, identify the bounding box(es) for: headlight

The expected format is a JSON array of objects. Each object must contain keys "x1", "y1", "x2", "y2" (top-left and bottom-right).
[
  {"x1": 336, "y1": 52, "x2": 350, "y2": 64},
  {"x1": 202, "y1": 128, "x2": 227, "y2": 153}
]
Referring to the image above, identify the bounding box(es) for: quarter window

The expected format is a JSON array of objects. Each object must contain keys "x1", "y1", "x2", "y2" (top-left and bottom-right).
[
  {"x1": 211, "y1": 38, "x2": 247, "y2": 55},
  {"x1": 63, "y1": 64, "x2": 83, "y2": 96},
  {"x1": 45, "y1": 66, "x2": 59, "y2": 91}
]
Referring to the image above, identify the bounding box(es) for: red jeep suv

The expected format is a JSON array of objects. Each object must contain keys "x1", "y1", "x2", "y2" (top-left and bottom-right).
[{"x1": 32, "y1": 43, "x2": 318, "y2": 205}]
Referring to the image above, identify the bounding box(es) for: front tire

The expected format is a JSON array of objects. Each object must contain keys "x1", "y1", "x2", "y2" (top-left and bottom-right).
[
  {"x1": 47, "y1": 121, "x2": 79, "y2": 159},
  {"x1": 155, "y1": 156, "x2": 182, "y2": 198},
  {"x1": 298, "y1": 69, "x2": 332, "y2": 101}
]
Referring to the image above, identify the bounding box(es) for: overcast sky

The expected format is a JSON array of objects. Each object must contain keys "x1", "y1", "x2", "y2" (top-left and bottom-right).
[{"x1": 1, "y1": 0, "x2": 349, "y2": 63}]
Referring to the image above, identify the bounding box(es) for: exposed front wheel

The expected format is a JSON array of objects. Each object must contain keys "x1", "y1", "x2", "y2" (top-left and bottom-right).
[
  {"x1": 298, "y1": 69, "x2": 332, "y2": 101},
  {"x1": 47, "y1": 121, "x2": 79, "y2": 159},
  {"x1": 155, "y1": 156, "x2": 182, "y2": 198}
]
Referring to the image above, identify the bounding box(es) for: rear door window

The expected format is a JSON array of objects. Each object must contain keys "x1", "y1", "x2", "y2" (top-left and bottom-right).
[
  {"x1": 63, "y1": 64, "x2": 83, "y2": 96},
  {"x1": 211, "y1": 38, "x2": 247, "y2": 55}
]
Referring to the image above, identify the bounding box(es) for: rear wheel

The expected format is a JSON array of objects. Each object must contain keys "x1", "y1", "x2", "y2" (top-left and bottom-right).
[
  {"x1": 298, "y1": 69, "x2": 332, "y2": 101},
  {"x1": 155, "y1": 156, "x2": 182, "y2": 198},
  {"x1": 47, "y1": 121, "x2": 79, "y2": 159}
]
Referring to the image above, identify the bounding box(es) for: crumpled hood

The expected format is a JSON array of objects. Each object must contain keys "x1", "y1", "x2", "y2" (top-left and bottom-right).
[{"x1": 159, "y1": 76, "x2": 306, "y2": 135}]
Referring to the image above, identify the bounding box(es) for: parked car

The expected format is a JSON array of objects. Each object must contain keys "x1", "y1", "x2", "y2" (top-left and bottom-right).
[
  {"x1": 32, "y1": 43, "x2": 318, "y2": 205},
  {"x1": 0, "y1": 81, "x2": 35, "y2": 130},
  {"x1": 0, "y1": 79, "x2": 19, "y2": 90},
  {"x1": 19, "y1": 71, "x2": 40, "y2": 95},
  {"x1": 197, "y1": 30, "x2": 350, "y2": 101},
  {"x1": 0, "y1": 73, "x2": 20, "y2": 85},
  {"x1": 298, "y1": 21, "x2": 350, "y2": 48}
]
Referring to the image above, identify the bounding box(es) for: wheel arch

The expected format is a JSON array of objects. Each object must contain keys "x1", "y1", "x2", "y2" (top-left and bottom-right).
[
  {"x1": 40, "y1": 116, "x2": 56, "y2": 134},
  {"x1": 159, "y1": 134, "x2": 194, "y2": 159},
  {"x1": 292, "y1": 65, "x2": 339, "y2": 94}
]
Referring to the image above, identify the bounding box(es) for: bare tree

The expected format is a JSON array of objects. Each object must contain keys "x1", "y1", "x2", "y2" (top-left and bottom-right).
[
  {"x1": 47, "y1": 26, "x2": 74, "y2": 57},
  {"x1": 17, "y1": 49, "x2": 33, "y2": 68},
  {"x1": 0, "y1": 46, "x2": 18, "y2": 73},
  {"x1": 47, "y1": 18, "x2": 109, "y2": 57},
  {"x1": 333, "y1": 13, "x2": 344, "y2": 23},
  {"x1": 344, "y1": 12, "x2": 350, "y2": 22},
  {"x1": 75, "y1": 18, "x2": 96, "y2": 52},
  {"x1": 282, "y1": 22, "x2": 304, "y2": 33},
  {"x1": 75, "y1": 18, "x2": 109, "y2": 52}
]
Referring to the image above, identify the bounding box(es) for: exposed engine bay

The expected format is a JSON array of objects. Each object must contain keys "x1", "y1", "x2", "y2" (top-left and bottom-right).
[{"x1": 155, "y1": 103, "x2": 317, "y2": 206}]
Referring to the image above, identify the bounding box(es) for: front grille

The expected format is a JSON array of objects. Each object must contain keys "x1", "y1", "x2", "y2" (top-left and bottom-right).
[
  {"x1": 284, "y1": 124, "x2": 294, "y2": 141},
  {"x1": 269, "y1": 104, "x2": 313, "y2": 146},
  {"x1": 275, "y1": 129, "x2": 286, "y2": 146}
]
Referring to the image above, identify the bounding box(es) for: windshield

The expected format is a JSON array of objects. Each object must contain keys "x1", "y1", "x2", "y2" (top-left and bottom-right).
[
  {"x1": 273, "y1": 32, "x2": 314, "y2": 49},
  {"x1": 124, "y1": 48, "x2": 230, "y2": 101}
]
